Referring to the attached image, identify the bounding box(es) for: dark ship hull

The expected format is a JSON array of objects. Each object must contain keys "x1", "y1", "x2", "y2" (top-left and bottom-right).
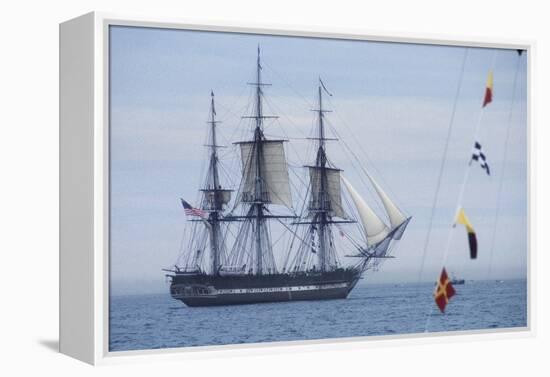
[{"x1": 170, "y1": 268, "x2": 362, "y2": 307}]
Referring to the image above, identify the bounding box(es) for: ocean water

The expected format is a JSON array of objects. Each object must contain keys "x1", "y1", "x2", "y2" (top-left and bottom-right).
[{"x1": 109, "y1": 279, "x2": 527, "y2": 352}]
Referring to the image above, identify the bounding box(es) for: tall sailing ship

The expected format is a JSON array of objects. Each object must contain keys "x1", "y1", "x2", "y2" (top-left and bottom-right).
[{"x1": 164, "y1": 48, "x2": 411, "y2": 307}]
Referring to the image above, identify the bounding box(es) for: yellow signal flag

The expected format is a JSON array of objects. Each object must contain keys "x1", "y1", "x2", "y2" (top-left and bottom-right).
[{"x1": 455, "y1": 208, "x2": 478, "y2": 259}]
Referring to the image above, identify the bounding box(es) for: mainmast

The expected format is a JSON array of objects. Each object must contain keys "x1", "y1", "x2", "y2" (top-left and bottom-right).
[
  {"x1": 230, "y1": 46, "x2": 294, "y2": 275},
  {"x1": 253, "y1": 46, "x2": 265, "y2": 275}
]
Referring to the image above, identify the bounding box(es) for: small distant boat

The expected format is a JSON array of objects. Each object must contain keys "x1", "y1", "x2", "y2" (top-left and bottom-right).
[{"x1": 450, "y1": 273, "x2": 465, "y2": 285}]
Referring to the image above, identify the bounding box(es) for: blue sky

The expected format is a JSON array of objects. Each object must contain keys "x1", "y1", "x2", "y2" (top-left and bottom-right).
[{"x1": 109, "y1": 25, "x2": 527, "y2": 295}]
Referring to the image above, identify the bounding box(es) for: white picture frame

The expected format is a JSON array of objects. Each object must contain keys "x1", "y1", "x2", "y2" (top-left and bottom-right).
[{"x1": 59, "y1": 11, "x2": 534, "y2": 365}]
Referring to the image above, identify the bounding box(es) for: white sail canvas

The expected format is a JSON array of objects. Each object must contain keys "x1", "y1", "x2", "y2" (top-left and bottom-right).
[
  {"x1": 308, "y1": 167, "x2": 345, "y2": 219},
  {"x1": 341, "y1": 176, "x2": 389, "y2": 245},
  {"x1": 240, "y1": 140, "x2": 293, "y2": 208}
]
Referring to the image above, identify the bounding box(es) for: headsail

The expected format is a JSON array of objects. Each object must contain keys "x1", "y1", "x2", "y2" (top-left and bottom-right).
[
  {"x1": 239, "y1": 140, "x2": 293, "y2": 209},
  {"x1": 364, "y1": 171, "x2": 408, "y2": 235},
  {"x1": 341, "y1": 176, "x2": 390, "y2": 244}
]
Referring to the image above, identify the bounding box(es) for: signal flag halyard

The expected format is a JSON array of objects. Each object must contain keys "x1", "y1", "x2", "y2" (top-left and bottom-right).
[{"x1": 434, "y1": 267, "x2": 456, "y2": 313}]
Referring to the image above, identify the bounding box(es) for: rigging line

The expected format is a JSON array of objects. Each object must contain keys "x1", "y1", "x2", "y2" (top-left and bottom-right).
[
  {"x1": 177, "y1": 220, "x2": 192, "y2": 268},
  {"x1": 218, "y1": 153, "x2": 241, "y2": 187},
  {"x1": 217, "y1": 157, "x2": 239, "y2": 182},
  {"x1": 262, "y1": 95, "x2": 310, "y2": 140},
  {"x1": 289, "y1": 166, "x2": 309, "y2": 191},
  {"x1": 232, "y1": 217, "x2": 249, "y2": 264},
  {"x1": 262, "y1": 97, "x2": 312, "y2": 173},
  {"x1": 222, "y1": 87, "x2": 254, "y2": 145},
  {"x1": 487, "y1": 52, "x2": 522, "y2": 280},
  {"x1": 424, "y1": 49, "x2": 499, "y2": 333},
  {"x1": 174, "y1": 221, "x2": 188, "y2": 265},
  {"x1": 282, "y1": 177, "x2": 312, "y2": 270},
  {"x1": 194, "y1": 231, "x2": 208, "y2": 268},
  {"x1": 326, "y1": 121, "x2": 388, "y2": 218},
  {"x1": 217, "y1": 161, "x2": 236, "y2": 188},
  {"x1": 335, "y1": 222, "x2": 364, "y2": 251},
  {"x1": 217, "y1": 118, "x2": 247, "y2": 158},
  {"x1": 185, "y1": 221, "x2": 200, "y2": 268},
  {"x1": 232, "y1": 221, "x2": 250, "y2": 266},
  {"x1": 325, "y1": 97, "x2": 407, "y2": 211},
  {"x1": 220, "y1": 100, "x2": 253, "y2": 149},
  {"x1": 235, "y1": 222, "x2": 249, "y2": 268},
  {"x1": 288, "y1": 168, "x2": 310, "y2": 206},
  {"x1": 222, "y1": 217, "x2": 238, "y2": 242},
  {"x1": 265, "y1": 100, "x2": 314, "y2": 169},
  {"x1": 261, "y1": 59, "x2": 315, "y2": 109},
  {"x1": 296, "y1": 232, "x2": 314, "y2": 271},
  {"x1": 214, "y1": 84, "x2": 250, "y2": 121},
  {"x1": 340, "y1": 188, "x2": 366, "y2": 243},
  {"x1": 417, "y1": 47, "x2": 470, "y2": 283},
  {"x1": 268, "y1": 208, "x2": 311, "y2": 251},
  {"x1": 322, "y1": 117, "x2": 387, "y2": 214},
  {"x1": 288, "y1": 177, "x2": 306, "y2": 210}
]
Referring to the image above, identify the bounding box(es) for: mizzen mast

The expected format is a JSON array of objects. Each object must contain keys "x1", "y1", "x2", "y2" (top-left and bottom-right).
[{"x1": 201, "y1": 91, "x2": 231, "y2": 274}]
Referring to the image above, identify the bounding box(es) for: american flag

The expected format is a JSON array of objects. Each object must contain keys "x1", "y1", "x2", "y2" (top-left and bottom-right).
[{"x1": 180, "y1": 199, "x2": 207, "y2": 218}]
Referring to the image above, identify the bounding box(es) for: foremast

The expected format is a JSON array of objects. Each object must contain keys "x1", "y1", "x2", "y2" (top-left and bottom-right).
[
  {"x1": 284, "y1": 77, "x2": 409, "y2": 275},
  {"x1": 308, "y1": 80, "x2": 349, "y2": 272},
  {"x1": 307, "y1": 80, "x2": 411, "y2": 272},
  {"x1": 315, "y1": 83, "x2": 330, "y2": 272}
]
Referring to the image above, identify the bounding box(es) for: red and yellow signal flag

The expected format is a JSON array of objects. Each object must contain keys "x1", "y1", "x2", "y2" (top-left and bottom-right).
[
  {"x1": 434, "y1": 267, "x2": 456, "y2": 313},
  {"x1": 455, "y1": 207, "x2": 478, "y2": 259},
  {"x1": 482, "y1": 70, "x2": 494, "y2": 107}
]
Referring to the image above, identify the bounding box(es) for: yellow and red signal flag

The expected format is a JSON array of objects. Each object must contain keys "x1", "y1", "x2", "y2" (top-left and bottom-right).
[
  {"x1": 455, "y1": 207, "x2": 478, "y2": 259},
  {"x1": 434, "y1": 267, "x2": 456, "y2": 313},
  {"x1": 482, "y1": 70, "x2": 494, "y2": 107}
]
